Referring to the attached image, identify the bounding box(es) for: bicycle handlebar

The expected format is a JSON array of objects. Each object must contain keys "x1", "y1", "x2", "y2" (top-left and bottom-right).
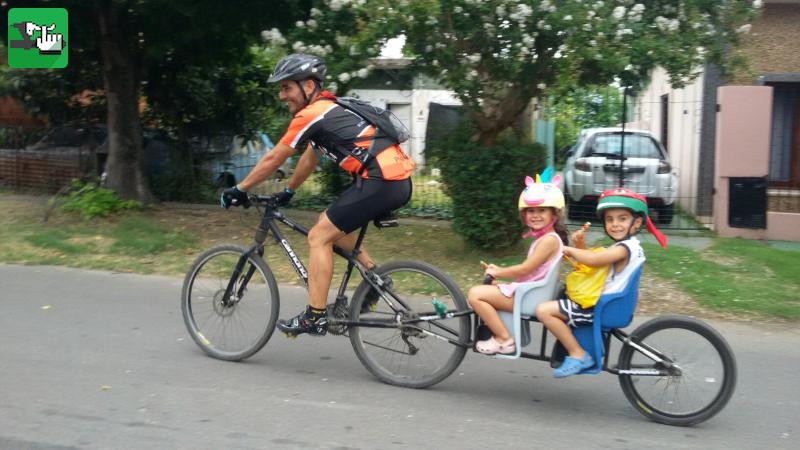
[{"x1": 249, "y1": 194, "x2": 279, "y2": 207}]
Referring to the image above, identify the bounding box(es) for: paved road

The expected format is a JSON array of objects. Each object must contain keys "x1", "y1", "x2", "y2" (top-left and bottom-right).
[{"x1": 1, "y1": 265, "x2": 798, "y2": 450}]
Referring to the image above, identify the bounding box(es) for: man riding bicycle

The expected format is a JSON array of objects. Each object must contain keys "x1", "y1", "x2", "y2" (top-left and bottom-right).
[{"x1": 220, "y1": 53, "x2": 415, "y2": 336}]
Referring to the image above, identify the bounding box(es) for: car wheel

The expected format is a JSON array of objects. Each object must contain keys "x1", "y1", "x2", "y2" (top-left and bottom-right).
[{"x1": 656, "y1": 203, "x2": 674, "y2": 225}]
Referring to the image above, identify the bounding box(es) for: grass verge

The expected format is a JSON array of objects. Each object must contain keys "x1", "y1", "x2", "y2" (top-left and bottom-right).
[
  {"x1": 642, "y1": 239, "x2": 800, "y2": 319},
  {"x1": 2, "y1": 194, "x2": 798, "y2": 321}
]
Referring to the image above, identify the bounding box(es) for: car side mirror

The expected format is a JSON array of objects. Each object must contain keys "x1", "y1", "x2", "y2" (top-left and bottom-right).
[{"x1": 561, "y1": 146, "x2": 573, "y2": 157}]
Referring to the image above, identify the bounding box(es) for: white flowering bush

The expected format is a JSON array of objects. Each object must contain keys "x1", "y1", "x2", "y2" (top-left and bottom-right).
[{"x1": 266, "y1": 0, "x2": 757, "y2": 146}]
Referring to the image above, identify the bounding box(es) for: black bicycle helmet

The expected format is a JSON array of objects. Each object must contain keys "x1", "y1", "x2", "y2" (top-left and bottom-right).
[{"x1": 268, "y1": 53, "x2": 327, "y2": 83}]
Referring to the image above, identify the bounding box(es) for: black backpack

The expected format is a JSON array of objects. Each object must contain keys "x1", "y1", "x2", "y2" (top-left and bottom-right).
[{"x1": 335, "y1": 96, "x2": 410, "y2": 146}]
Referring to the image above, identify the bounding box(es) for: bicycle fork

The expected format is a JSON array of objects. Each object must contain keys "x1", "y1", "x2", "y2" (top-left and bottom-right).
[{"x1": 221, "y1": 224, "x2": 270, "y2": 306}]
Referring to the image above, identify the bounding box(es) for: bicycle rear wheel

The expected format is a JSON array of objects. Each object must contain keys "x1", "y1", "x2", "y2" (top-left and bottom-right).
[
  {"x1": 617, "y1": 315, "x2": 737, "y2": 426},
  {"x1": 182, "y1": 244, "x2": 279, "y2": 361},
  {"x1": 349, "y1": 260, "x2": 470, "y2": 388}
]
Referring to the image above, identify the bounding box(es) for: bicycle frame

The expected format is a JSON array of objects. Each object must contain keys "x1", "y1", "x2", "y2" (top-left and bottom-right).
[
  {"x1": 220, "y1": 198, "x2": 465, "y2": 334},
  {"x1": 474, "y1": 317, "x2": 679, "y2": 377}
]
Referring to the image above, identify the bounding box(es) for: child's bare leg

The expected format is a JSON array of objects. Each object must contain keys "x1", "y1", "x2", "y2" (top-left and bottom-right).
[
  {"x1": 467, "y1": 285, "x2": 514, "y2": 341},
  {"x1": 536, "y1": 301, "x2": 586, "y2": 358}
]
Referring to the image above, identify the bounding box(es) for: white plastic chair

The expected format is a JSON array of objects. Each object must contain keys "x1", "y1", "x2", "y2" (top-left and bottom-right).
[{"x1": 495, "y1": 261, "x2": 562, "y2": 360}]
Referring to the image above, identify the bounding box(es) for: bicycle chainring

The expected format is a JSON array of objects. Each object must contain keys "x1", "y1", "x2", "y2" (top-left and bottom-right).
[{"x1": 326, "y1": 299, "x2": 350, "y2": 335}]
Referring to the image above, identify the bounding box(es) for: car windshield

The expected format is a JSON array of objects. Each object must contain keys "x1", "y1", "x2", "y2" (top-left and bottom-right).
[{"x1": 585, "y1": 133, "x2": 663, "y2": 159}]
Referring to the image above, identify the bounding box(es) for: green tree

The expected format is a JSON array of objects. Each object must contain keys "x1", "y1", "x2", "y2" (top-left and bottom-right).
[
  {"x1": 275, "y1": 0, "x2": 757, "y2": 248},
  {"x1": 279, "y1": 0, "x2": 758, "y2": 146},
  {"x1": 1, "y1": 0, "x2": 307, "y2": 203}
]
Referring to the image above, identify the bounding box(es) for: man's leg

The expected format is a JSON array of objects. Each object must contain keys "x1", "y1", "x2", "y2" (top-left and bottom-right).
[
  {"x1": 306, "y1": 212, "x2": 347, "y2": 309},
  {"x1": 277, "y1": 212, "x2": 345, "y2": 336}
]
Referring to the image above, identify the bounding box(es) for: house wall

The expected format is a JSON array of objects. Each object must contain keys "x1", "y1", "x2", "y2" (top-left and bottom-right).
[
  {"x1": 631, "y1": 1, "x2": 800, "y2": 231},
  {"x1": 628, "y1": 68, "x2": 705, "y2": 215},
  {"x1": 713, "y1": 85, "x2": 800, "y2": 241},
  {"x1": 346, "y1": 88, "x2": 461, "y2": 168}
]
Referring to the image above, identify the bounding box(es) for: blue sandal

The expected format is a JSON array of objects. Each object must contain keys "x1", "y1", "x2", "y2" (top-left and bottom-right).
[{"x1": 553, "y1": 354, "x2": 594, "y2": 378}]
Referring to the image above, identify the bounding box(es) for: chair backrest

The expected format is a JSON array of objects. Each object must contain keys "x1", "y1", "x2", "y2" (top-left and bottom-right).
[
  {"x1": 573, "y1": 264, "x2": 645, "y2": 374},
  {"x1": 517, "y1": 259, "x2": 562, "y2": 316},
  {"x1": 596, "y1": 264, "x2": 644, "y2": 330}
]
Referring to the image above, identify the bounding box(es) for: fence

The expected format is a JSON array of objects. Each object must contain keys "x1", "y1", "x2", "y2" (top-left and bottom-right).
[
  {"x1": 246, "y1": 169, "x2": 454, "y2": 220},
  {"x1": 563, "y1": 194, "x2": 714, "y2": 231},
  {"x1": 5, "y1": 123, "x2": 794, "y2": 229},
  {"x1": 0, "y1": 148, "x2": 88, "y2": 192},
  {"x1": 0, "y1": 125, "x2": 103, "y2": 193}
]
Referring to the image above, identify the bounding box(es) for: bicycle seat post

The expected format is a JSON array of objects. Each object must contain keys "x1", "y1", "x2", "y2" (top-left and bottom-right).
[{"x1": 349, "y1": 223, "x2": 370, "y2": 264}]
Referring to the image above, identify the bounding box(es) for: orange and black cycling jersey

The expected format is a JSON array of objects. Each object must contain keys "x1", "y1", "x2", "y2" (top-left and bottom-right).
[{"x1": 278, "y1": 92, "x2": 415, "y2": 180}]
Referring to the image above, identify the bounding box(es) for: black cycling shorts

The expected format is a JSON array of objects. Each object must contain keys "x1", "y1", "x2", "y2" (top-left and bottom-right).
[{"x1": 326, "y1": 178, "x2": 412, "y2": 234}]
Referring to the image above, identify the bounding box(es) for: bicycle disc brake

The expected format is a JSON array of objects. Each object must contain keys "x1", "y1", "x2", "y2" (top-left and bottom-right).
[{"x1": 212, "y1": 289, "x2": 237, "y2": 317}]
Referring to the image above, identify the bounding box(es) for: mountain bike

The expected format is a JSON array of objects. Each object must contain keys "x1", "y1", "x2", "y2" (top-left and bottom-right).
[{"x1": 181, "y1": 194, "x2": 471, "y2": 388}]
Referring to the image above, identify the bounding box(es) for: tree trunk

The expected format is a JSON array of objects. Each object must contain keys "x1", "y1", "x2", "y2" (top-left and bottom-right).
[
  {"x1": 97, "y1": 1, "x2": 154, "y2": 203},
  {"x1": 470, "y1": 88, "x2": 534, "y2": 148}
]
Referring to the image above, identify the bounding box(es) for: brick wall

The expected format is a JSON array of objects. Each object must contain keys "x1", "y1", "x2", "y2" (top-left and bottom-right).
[
  {"x1": 0, "y1": 97, "x2": 44, "y2": 128},
  {"x1": 729, "y1": 3, "x2": 800, "y2": 85}
]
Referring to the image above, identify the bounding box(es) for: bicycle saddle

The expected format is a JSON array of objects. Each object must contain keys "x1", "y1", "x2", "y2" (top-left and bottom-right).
[{"x1": 373, "y1": 210, "x2": 399, "y2": 228}]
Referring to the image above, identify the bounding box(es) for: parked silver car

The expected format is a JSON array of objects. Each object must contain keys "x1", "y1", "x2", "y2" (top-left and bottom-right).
[{"x1": 563, "y1": 128, "x2": 678, "y2": 224}]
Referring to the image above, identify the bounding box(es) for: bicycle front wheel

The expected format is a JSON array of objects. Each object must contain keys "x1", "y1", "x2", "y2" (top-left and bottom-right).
[
  {"x1": 349, "y1": 260, "x2": 470, "y2": 388},
  {"x1": 182, "y1": 244, "x2": 279, "y2": 361},
  {"x1": 617, "y1": 315, "x2": 737, "y2": 426}
]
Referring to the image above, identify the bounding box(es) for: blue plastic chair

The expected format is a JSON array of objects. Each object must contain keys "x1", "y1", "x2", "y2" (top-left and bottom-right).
[
  {"x1": 573, "y1": 265, "x2": 644, "y2": 374},
  {"x1": 495, "y1": 261, "x2": 562, "y2": 360}
]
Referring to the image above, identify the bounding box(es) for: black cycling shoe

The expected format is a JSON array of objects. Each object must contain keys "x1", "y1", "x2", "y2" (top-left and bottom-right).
[
  {"x1": 361, "y1": 275, "x2": 392, "y2": 314},
  {"x1": 277, "y1": 307, "x2": 328, "y2": 337}
]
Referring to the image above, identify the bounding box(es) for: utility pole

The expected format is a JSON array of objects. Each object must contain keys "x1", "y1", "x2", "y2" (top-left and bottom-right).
[{"x1": 618, "y1": 86, "x2": 628, "y2": 187}]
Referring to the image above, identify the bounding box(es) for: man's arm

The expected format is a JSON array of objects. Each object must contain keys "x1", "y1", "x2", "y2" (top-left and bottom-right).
[
  {"x1": 286, "y1": 146, "x2": 319, "y2": 191},
  {"x1": 237, "y1": 143, "x2": 295, "y2": 191}
]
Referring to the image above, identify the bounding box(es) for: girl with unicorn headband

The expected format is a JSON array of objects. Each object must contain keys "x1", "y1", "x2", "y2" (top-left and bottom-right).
[{"x1": 468, "y1": 168, "x2": 569, "y2": 355}]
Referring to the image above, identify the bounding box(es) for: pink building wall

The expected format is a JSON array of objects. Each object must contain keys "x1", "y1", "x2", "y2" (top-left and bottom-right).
[{"x1": 713, "y1": 86, "x2": 800, "y2": 241}]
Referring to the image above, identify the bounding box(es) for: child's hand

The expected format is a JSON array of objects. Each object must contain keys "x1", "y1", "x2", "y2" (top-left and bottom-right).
[
  {"x1": 481, "y1": 261, "x2": 501, "y2": 278},
  {"x1": 485, "y1": 264, "x2": 502, "y2": 278},
  {"x1": 571, "y1": 222, "x2": 591, "y2": 249},
  {"x1": 571, "y1": 230, "x2": 586, "y2": 249}
]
